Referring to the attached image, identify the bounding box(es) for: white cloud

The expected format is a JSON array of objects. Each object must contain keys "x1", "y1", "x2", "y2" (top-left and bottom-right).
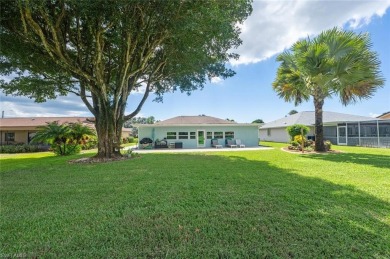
[
  {"x1": 369, "y1": 112, "x2": 380, "y2": 118},
  {"x1": 0, "y1": 93, "x2": 92, "y2": 118},
  {"x1": 232, "y1": 0, "x2": 390, "y2": 65},
  {"x1": 210, "y1": 77, "x2": 223, "y2": 84}
]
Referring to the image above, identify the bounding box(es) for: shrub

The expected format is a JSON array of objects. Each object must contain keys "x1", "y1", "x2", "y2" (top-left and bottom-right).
[
  {"x1": 127, "y1": 137, "x2": 135, "y2": 143},
  {"x1": 52, "y1": 144, "x2": 81, "y2": 156},
  {"x1": 293, "y1": 135, "x2": 305, "y2": 144},
  {"x1": 0, "y1": 144, "x2": 47, "y2": 154},
  {"x1": 287, "y1": 124, "x2": 310, "y2": 140},
  {"x1": 290, "y1": 141, "x2": 299, "y2": 147},
  {"x1": 324, "y1": 140, "x2": 332, "y2": 151}
]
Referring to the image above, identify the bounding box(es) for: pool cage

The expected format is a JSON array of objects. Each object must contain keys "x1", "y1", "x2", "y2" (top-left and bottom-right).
[{"x1": 323, "y1": 120, "x2": 390, "y2": 148}]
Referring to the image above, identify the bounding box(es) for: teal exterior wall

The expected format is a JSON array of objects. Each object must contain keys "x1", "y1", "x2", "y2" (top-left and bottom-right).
[{"x1": 138, "y1": 125, "x2": 259, "y2": 149}]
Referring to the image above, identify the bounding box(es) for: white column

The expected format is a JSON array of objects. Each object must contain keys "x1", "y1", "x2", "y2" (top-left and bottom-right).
[
  {"x1": 358, "y1": 121, "x2": 361, "y2": 146},
  {"x1": 377, "y1": 120, "x2": 380, "y2": 147}
]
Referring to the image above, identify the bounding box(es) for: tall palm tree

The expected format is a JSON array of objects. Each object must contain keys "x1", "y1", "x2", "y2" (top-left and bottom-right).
[{"x1": 273, "y1": 27, "x2": 384, "y2": 151}]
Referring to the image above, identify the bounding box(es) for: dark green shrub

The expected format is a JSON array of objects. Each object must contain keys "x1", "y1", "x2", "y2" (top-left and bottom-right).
[
  {"x1": 287, "y1": 124, "x2": 310, "y2": 140},
  {"x1": 127, "y1": 137, "x2": 135, "y2": 143},
  {"x1": 290, "y1": 141, "x2": 299, "y2": 147},
  {"x1": 52, "y1": 144, "x2": 81, "y2": 156},
  {"x1": 0, "y1": 144, "x2": 47, "y2": 154}
]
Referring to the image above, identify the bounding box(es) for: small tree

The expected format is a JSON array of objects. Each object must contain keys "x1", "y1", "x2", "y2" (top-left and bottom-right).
[
  {"x1": 288, "y1": 110, "x2": 298, "y2": 115},
  {"x1": 252, "y1": 119, "x2": 264, "y2": 124},
  {"x1": 286, "y1": 124, "x2": 310, "y2": 140},
  {"x1": 32, "y1": 122, "x2": 95, "y2": 155}
]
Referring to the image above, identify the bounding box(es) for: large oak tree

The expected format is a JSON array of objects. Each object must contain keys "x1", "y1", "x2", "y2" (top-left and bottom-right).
[{"x1": 0, "y1": 0, "x2": 252, "y2": 158}]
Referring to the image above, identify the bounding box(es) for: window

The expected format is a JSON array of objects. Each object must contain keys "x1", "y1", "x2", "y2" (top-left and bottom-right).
[
  {"x1": 214, "y1": 131, "x2": 223, "y2": 139},
  {"x1": 190, "y1": 132, "x2": 196, "y2": 139},
  {"x1": 5, "y1": 132, "x2": 15, "y2": 141},
  {"x1": 207, "y1": 132, "x2": 213, "y2": 139},
  {"x1": 267, "y1": 129, "x2": 271, "y2": 136},
  {"x1": 178, "y1": 132, "x2": 188, "y2": 139},
  {"x1": 225, "y1": 131, "x2": 234, "y2": 139},
  {"x1": 166, "y1": 132, "x2": 176, "y2": 139}
]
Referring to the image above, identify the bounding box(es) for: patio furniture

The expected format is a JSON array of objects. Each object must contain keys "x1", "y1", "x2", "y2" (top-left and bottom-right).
[
  {"x1": 211, "y1": 139, "x2": 222, "y2": 148},
  {"x1": 235, "y1": 139, "x2": 245, "y2": 148},
  {"x1": 226, "y1": 139, "x2": 237, "y2": 148},
  {"x1": 140, "y1": 138, "x2": 153, "y2": 149},
  {"x1": 155, "y1": 139, "x2": 168, "y2": 148}
]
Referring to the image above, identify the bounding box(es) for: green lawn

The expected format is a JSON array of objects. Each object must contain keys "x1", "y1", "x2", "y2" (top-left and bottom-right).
[{"x1": 1, "y1": 142, "x2": 389, "y2": 257}]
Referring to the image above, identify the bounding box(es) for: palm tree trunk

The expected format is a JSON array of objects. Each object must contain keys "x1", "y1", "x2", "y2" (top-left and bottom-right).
[{"x1": 314, "y1": 97, "x2": 326, "y2": 152}]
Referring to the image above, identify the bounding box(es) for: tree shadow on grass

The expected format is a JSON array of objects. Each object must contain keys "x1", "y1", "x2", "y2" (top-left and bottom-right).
[
  {"x1": 302, "y1": 152, "x2": 390, "y2": 169},
  {"x1": 1, "y1": 152, "x2": 389, "y2": 258}
]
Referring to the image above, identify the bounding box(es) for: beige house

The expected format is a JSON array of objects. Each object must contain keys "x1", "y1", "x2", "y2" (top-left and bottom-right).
[
  {"x1": 0, "y1": 117, "x2": 135, "y2": 145},
  {"x1": 0, "y1": 117, "x2": 93, "y2": 145},
  {"x1": 378, "y1": 112, "x2": 390, "y2": 120}
]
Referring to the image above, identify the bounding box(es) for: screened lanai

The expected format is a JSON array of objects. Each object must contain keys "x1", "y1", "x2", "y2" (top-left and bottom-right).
[{"x1": 323, "y1": 120, "x2": 390, "y2": 148}]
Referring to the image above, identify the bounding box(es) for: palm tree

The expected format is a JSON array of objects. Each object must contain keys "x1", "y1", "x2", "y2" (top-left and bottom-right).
[
  {"x1": 273, "y1": 28, "x2": 384, "y2": 151},
  {"x1": 32, "y1": 121, "x2": 96, "y2": 155},
  {"x1": 31, "y1": 121, "x2": 71, "y2": 155}
]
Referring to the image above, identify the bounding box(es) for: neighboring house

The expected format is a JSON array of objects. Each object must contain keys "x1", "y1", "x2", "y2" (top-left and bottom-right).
[
  {"x1": 0, "y1": 117, "x2": 93, "y2": 145},
  {"x1": 121, "y1": 128, "x2": 133, "y2": 138},
  {"x1": 259, "y1": 111, "x2": 390, "y2": 147},
  {"x1": 0, "y1": 117, "x2": 134, "y2": 145},
  {"x1": 378, "y1": 112, "x2": 390, "y2": 119},
  {"x1": 137, "y1": 115, "x2": 260, "y2": 149}
]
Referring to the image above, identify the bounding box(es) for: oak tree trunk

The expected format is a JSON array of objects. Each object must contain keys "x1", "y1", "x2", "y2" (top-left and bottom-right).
[
  {"x1": 314, "y1": 97, "x2": 326, "y2": 152},
  {"x1": 94, "y1": 109, "x2": 123, "y2": 159}
]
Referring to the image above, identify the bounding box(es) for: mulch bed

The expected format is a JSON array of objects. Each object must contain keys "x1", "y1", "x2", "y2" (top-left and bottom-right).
[
  {"x1": 68, "y1": 156, "x2": 140, "y2": 164},
  {"x1": 281, "y1": 147, "x2": 343, "y2": 155}
]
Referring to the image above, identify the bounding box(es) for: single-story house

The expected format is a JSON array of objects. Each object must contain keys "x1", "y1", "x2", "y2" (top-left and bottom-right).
[
  {"x1": 259, "y1": 111, "x2": 390, "y2": 147},
  {"x1": 137, "y1": 115, "x2": 260, "y2": 149},
  {"x1": 0, "y1": 117, "x2": 129, "y2": 145}
]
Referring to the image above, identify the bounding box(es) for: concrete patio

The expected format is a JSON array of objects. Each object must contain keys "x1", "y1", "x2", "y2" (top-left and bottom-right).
[{"x1": 125, "y1": 146, "x2": 273, "y2": 153}]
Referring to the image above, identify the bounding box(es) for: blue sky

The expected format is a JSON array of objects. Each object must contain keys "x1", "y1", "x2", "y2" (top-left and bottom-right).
[{"x1": 1, "y1": 1, "x2": 390, "y2": 123}]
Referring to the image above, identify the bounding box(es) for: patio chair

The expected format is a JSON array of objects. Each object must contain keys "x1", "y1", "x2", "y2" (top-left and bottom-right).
[
  {"x1": 211, "y1": 139, "x2": 222, "y2": 148},
  {"x1": 235, "y1": 139, "x2": 245, "y2": 148},
  {"x1": 226, "y1": 139, "x2": 237, "y2": 148}
]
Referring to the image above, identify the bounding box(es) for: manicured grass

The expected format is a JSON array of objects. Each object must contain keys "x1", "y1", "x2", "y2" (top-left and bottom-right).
[{"x1": 1, "y1": 143, "x2": 389, "y2": 257}]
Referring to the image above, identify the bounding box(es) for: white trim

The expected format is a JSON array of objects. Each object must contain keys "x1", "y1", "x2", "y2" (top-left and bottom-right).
[
  {"x1": 337, "y1": 126, "x2": 347, "y2": 145},
  {"x1": 358, "y1": 121, "x2": 361, "y2": 146}
]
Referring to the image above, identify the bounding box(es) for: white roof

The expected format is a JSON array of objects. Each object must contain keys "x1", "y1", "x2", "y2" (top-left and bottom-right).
[{"x1": 260, "y1": 111, "x2": 376, "y2": 129}]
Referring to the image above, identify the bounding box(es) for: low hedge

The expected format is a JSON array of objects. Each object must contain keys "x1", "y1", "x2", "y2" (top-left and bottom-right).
[{"x1": 0, "y1": 144, "x2": 49, "y2": 154}]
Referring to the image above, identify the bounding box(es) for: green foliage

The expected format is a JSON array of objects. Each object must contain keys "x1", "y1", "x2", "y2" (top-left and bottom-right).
[
  {"x1": 324, "y1": 140, "x2": 332, "y2": 151},
  {"x1": 273, "y1": 27, "x2": 384, "y2": 151},
  {"x1": 252, "y1": 119, "x2": 264, "y2": 124},
  {"x1": 287, "y1": 124, "x2": 310, "y2": 140},
  {"x1": 288, "y1": 110, "x2": 298, "y2": 115},
  {"x1": 0, "y1": 1, "x2": 252, "y2": 157},
  {"x1": 0, "y1": 144, "x2": 47, "y2": 154},
  {"x1": 31, "y1": 121, "x2": 96, "y2": 156}
]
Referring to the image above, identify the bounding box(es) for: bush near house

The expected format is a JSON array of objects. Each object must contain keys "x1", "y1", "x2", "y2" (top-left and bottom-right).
[
  {"x1": 0, "y1": 144, "x2": 48, "y2": 154},
  {"x1": 287, "y1": 124, "x2": 310, "y2": 140}
]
